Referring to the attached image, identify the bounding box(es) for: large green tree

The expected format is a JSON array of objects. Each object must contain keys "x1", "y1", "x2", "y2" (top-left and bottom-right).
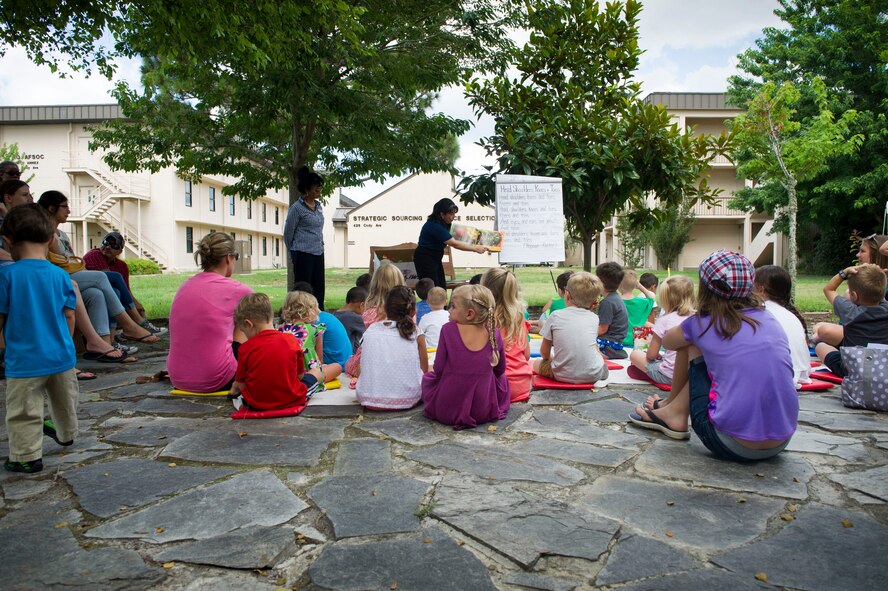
[
  {"x1": 84, "y1": 1, "x2": 516, "y2": 203},
  {"x1": 459, "y1": 0, "x2": 727, "y2": 270},
  {"x1": 729, "y1": 0, "x2": 887, "y2": 272}
]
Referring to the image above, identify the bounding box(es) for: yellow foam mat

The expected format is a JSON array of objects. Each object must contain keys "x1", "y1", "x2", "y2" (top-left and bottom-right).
[
  {"x1": 529, "y1": 333, "x2": 543, "y2": 340},
  {"x1": 324, "y1": 379, "x2": 341, "y2": 390},
  {"x1": 169, "y1": 389, "x2": 230, "y2": 397}
]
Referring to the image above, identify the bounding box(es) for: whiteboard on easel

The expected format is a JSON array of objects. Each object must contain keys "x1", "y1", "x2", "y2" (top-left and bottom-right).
[{"x1": 495, "y1": 174, "x2": 565, "y2": 264}]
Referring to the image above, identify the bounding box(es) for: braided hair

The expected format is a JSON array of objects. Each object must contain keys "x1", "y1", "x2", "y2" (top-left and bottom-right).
[
  {"x1": 754, "y1": 265, "x2": 807, "y2": 332},
  {"x1": 384, "y1": 285, "x2": 417, "y2": 340},
  {"x1": 451, "y1": 284, "x2": 500, "y2": 366}
]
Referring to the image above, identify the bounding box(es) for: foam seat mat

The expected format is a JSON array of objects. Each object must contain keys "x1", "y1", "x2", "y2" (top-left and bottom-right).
[
  {"x1": 798, "y1": 379, "x2": 835, "y2": 392},
  {"x1": 170, "y1": 389, "x2": 230, "y2": 397},
  {"x1": 811, "y1": 370, "x2": 843, "y2": 384},
  {"x1": 532, "y1": 374, "x2": 601, "y2": 390},
  {"x1": 230, "y1": 404, "x2": 306, "y2": 419},
  {"x1": 625, "y1": 365, "x2": 672, "y2": 391}
]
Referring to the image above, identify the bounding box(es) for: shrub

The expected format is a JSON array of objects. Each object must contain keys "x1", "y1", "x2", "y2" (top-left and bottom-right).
[{"x1": 126, "y1": 258, "x2": 162, "y2": 275}]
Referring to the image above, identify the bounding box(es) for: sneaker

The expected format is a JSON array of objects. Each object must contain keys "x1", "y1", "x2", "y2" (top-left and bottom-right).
[
  {"x1": 5, "y1": 458, "x2": 43, "y2": 473},
  {"x1": 43, "y1": 419, "x2": 74, "y2": 446},
  {"x1": 140, "y1": 320, "x2": 168, "y2": 336},
  {"x1": 114, "y1": 341, "x2": 138, "y2": 355},
  {"x1": 601, "y1": 345, "x2": 629, "y2": 360}
]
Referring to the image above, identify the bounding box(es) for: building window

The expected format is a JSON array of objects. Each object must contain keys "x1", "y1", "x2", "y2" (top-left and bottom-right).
[
  {"x1": 247, "y1": 200, "x2": 252, "y2": 220},
  {"x1": 209, "y1": 187, "x2": 216, "y2": 211},
  {"x1": 185, "y1": 180, "x2": 192, "y2": 207},
  {"x1": 262, "y1": 202, "x2": 267, "y2": 222},
  {"x1": 275, "y1": 207, "x2": 279, "y2": 225},
  {"x1": 229, "y1": 194, "x2": 235, "y2": 216},
  {"x1": 231, "y1": 232, "x2": 236, "y2": 240},
  {"x1": 262, "y1": 236, "x2": 267, "y2": 256},
  {"x1": 275, "y1": 238, "x2": 280, "y2": 257},
  {"x1": 186, "y1": 226, "x2": 193, "y2": 253}
]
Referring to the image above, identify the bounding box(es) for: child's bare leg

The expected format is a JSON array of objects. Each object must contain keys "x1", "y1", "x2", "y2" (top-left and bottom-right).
[
  {"x1": 629, "y1": 349, "x2": 648, "y2": 371},
  {"x1": 73, "y1": 284, "x2": 123, "y2": 358},
  {"x1": 643, "y1": 346, "x2": 689, "y2": 410},
  {"x1": 321, "y1": 363, "x2": 342, "y2": 381},
  {"x1": 815, "y1": 342, "x2": 838, "y2": 364},
  {"x1": 813, "y1": 322, "x2": 844, "y2": 347},
  {"x1": 636, "y1": 345, "x2": 700, "y2": 432}
]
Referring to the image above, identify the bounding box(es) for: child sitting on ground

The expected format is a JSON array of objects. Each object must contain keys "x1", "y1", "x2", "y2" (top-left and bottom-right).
[
  {"x1": 596, "y1": 262, "x2": 629, "y2": 359},
  {"x1": 422, "y1": 284, "x2": 510, "y2": 429},
  {"x1": 533, "y1": 272, "x2": 609, "y2": 385},
  {"x1": 619, "y1": 269, "x2": 656, "y2": 347},
  {"x1": 357, "y1": 286, "x2": 428, "y2": 410},
  {"x1": 293, "y1": 281, "x2": 352, "y2": 369},
  {"x1": 414, "y1": 278, "x2": 435, "y2": 323},
  {"x1": 231, "y1": 293, "x2": 320, "y2": 410},
  {"x1": 640, "y1": 272, "x2": 661, "y2": 323},
  {"x1": 629, "y1": 275, "x2": 695, "y2": 386},
  {"x1": 1, "y1": 204, "x2": 79, "y2": 473},
  {"x1": 629, "y1": 250, "x2": 798, "y2": 463},
  {"x1": 482, "y1": 267, "x2": 533, "y2": 402},
  {"x1": 815, "y1": 263, "x2": 888, "y2": 377},
  {"x1": 333, "y1": 286, "x2": 367, "y2": 353},
  {"x1": 362, "y1": 262, "x2": 406, "y2": 327},
  {"x1": 279, "y1": 290, "x2": 342, "y2": 385},
  {"x1": 355, "y1": 273, "x2": 371, "y2": 291},
  {"x1": 533, "y1": 270, "x2": 573, "y2": 332},
  {"x1": 754, "y1": 265, "x2": 812, "y2": 388},
  {"x1": 418, "y1": 287, "x2": 449, "y2": 348}
]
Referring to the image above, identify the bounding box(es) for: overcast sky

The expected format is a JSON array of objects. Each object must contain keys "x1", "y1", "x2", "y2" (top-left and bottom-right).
[{"x1": 0, "y1": 0, "x2": 782, "y2": 203}]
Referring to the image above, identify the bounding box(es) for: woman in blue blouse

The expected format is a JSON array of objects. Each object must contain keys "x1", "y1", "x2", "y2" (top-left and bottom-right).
[
  {"x1": 413, "y1": 198, "x2": 487, "y2": 288},
  {"x1": 283, "y1": 167, "x2": 327, "y2": 308}
]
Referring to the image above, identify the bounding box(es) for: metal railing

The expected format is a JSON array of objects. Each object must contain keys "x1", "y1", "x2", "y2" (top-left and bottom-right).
[
  {"x1": 62, "y1": 151, "x2": 151, "y2": 196},
  {"x1": 691, "y1": 198, "x2": 747, "y2": 217},
  {"x1": 103, "y1": 210, "x2": 169, "y2": 267}
]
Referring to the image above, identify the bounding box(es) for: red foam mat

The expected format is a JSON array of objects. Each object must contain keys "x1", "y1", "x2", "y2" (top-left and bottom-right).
[
  {"x1": 532, "y1": 375, "x2": 599, "y2": 390},
  {"x1": 625, "y1": 365, "x2": 672, "y2": 391},
  {"x1": 798, "y1": 379, "x2": 835, "y2": 392},
  {"x1": 230, "y1": 405, "x2": 306, "y2": 419}
]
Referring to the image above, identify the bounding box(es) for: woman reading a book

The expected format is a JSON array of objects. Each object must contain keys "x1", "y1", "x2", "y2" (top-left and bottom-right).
[{"x1": 413, "y1": 197, "x2": 488, "y2": 288}]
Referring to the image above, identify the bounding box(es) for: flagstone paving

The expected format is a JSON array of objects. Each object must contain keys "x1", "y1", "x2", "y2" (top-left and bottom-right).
[{"x1": 1, "y1": 353, "x2": 887, "y2": 590}]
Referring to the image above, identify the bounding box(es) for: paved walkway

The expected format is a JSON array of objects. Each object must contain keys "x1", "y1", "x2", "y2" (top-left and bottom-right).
[{"x1": 1, "y1": 342, "x2": 886, "y2": 590}]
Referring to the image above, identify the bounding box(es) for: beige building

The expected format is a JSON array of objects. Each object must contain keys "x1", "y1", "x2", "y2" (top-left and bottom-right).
[
  {"x1": 1, "y1": 104, "x2": 292, "y2": 272},
  {"x1": 597, "y1": 92, "x2": 784, "y2": 270}
]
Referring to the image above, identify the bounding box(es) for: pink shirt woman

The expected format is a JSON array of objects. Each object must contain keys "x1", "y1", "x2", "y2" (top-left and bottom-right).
[{"x1": 167, "y1": 233, "x2": 252, "y2": 392}]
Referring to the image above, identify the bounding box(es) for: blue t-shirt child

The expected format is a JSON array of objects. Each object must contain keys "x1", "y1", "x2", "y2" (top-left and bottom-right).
[
  {"x1": 416, "y1": 299, "x2": 432, "y2": 323},
  {"x1": 0, "y1": 259, "x2": 77, "y2": 377},
  {"x1": 317, "y1": 311, "x2": 352, "y2": 367}
]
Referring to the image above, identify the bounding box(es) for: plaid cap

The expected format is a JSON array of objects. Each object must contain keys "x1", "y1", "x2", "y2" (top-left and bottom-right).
[
  {"x1": 102, "y1": 231, "x2": 124, "y2": 250},
  {"x1": 698, "y1": 250, "x2": 754, "y2": 300}
]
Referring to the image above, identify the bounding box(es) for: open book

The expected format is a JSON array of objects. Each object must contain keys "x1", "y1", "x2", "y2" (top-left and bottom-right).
[{"x1": 450, "y1": 223, "x2": 504, "y2": 252}]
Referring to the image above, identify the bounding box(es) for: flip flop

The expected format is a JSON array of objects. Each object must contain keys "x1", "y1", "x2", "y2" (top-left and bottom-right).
[
  {"x1": 83, "y1": 350, "x2": 134, "y2": 364},
  {"x1": 628, "y1": 408, "x2": 690, "y2": 440},
  {"x1": 119, "y1": 332, "x2": 160, "y2": 343},
  {"x1": 75, "y1": 369, "x2": 97, "y2": 381}
]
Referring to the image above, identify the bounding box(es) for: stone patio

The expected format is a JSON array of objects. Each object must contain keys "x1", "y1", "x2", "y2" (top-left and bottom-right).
[{"x1": 1, "y1": 345, "x2": 886, "y2": 590}]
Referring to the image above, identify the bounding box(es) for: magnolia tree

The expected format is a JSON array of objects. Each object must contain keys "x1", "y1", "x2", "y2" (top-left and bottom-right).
[{"x1": 458, "y1": 0, "x2": 728, "y2": 270}]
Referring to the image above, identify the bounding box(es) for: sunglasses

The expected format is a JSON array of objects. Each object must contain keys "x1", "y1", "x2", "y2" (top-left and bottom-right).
[
  {"x1": 863, "y1": 233, "x2": 878, "y2": 241},
  {"x1": 2, "y1": 169, "x2": 20, "y2": 178},
  {"x1": 102, "y1": 240, "x2": 123, "y2": 249},
  {"x1": 229, "y1": 252, "x2": 240, "y2": 261}
]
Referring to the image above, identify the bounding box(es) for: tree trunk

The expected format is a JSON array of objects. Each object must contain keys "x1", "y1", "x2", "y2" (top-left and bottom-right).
[
  {"x1": 286, "y1": 164, "x2": 300, "y2": 290},
  {"x1": 786, "y1": 178, "x2": 798, "y2": 301},
  {"x1": 583, "y1": 236, "x2": 593, "y2": 272}
]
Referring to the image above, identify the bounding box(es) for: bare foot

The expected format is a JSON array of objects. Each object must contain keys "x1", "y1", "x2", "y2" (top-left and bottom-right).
[
  {"x1": 86, "y1": 345, "x2": 123, "y2": 359},
  {"x1": 644, "y1": 393, "x2": 662, "y2": 410}
]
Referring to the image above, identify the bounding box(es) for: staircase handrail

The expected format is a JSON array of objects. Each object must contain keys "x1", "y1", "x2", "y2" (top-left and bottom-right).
[{"x1": 102, "y1": 210, "x2": 169, "y2": 266}]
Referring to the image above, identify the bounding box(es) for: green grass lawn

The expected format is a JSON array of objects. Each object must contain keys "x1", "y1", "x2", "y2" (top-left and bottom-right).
[{"x1": 131, "y1": 266, "x2": 834, "y2": 319}]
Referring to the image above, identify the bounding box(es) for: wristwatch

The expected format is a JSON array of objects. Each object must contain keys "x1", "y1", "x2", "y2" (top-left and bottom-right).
[{"x1": 838, "y1": 269, "x2": 848, "y2": 280}]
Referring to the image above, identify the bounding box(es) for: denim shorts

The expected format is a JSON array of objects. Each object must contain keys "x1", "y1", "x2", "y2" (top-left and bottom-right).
[
  {"x1": 645, "y1": 359, "x2": 669, "y2": 385},
  {"x1": 688, "y1": 357, "x2": 786, "y2": 463}
]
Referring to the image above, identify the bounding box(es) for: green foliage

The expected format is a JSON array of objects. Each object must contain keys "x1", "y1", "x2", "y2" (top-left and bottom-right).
[
  {"x1": 85, "y1": 0, "x2": 519, "y2": 203},
  {"x1": 728, "y1": 76, "x2": 863, "y2": 285},
  {"x1": 0, "y1": 143, "x2": 34, "y2": 183},
  {"x1": 615, "y1": 216, "x2": 645, "y2": 269},
  {"x1": 646, "y1": 200, "x2": 695, "y2": 270},
  {"x1": 126, "y1": 258, "x2": 162, "y2": 276},
  {"x1": 729, "y1": 0, "x2": 887, "y2": 247},
  {"x1": 459, "y1": 0, "x2": 727, "y2": 270}
]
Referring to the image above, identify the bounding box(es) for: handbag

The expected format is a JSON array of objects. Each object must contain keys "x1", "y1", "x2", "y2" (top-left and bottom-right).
[
  {"x1": 840, "y1": 346, "x2": 888, "y2": 412},
  {"x1": 47, "y1": 250, "x2": 86, "y2": 274}
]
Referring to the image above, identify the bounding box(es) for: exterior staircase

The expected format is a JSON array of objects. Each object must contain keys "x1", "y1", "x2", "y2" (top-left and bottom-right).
[{"x1": 63, "y1": 154, "x2": 168, "y2": 269}]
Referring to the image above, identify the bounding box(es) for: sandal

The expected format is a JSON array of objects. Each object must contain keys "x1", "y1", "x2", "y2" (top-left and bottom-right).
[
  {"x1": 119, "y1": 332, "x2": 160, "y2": 344},
  {"x1": 628, "y1": 407, "x2": 690, "y2": 440},
  {"x1": 75, "y1": 369, "x2": 97, "y2": 381},
  {"x1": 83, "y1": 349, "x2": 136, "y2": 364}
]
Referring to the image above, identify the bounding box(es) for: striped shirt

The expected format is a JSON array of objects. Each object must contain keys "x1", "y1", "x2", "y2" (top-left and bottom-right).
[{"x1": 283, "y1": 197, "x2": 324, "y2": 255}]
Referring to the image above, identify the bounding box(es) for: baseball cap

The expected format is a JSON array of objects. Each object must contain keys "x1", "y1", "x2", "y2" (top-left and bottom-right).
[
  {"x1": 102, "y1": 231, "x2": 124, "y2": 250},
  {"x1": 698, "y1": 250, "x2": 754, "y2": 300}
]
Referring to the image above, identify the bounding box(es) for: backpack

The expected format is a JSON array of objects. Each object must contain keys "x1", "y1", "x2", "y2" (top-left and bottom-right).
[{"x1": 840, "y1": 346, "x2": 888, "y2": 412}]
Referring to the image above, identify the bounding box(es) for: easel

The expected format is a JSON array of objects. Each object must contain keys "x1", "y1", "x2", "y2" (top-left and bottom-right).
[{"x1": 507, "y1": 262, "x2": 560, "y2": 295}]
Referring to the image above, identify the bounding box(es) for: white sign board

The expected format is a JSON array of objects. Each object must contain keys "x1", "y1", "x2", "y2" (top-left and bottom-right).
[{"x1": 495, "y1": 175, "x2": 565, "y2": 264}]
